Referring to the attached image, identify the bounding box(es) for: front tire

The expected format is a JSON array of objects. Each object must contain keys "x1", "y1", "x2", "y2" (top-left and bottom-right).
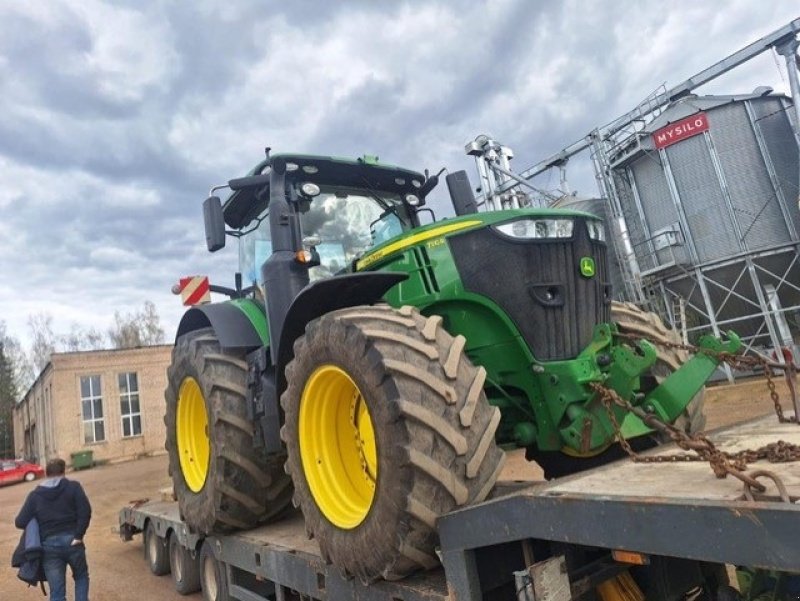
[
  {"x1": 281, "y1": 305, "x2": 505, "y2": 582},
  {"x1": 165, "y1": 327, "x2": 292, "y2": 534}
]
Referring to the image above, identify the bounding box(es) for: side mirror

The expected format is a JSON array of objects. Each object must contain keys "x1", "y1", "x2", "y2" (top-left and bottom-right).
[
  {"x1": 203, "y1": 196, "x2": 226, "y2": 252},
  {"x1": 228, "y1": 173, "x2": 270, "y2": 191},
  {"x1": 446, "y1": 171, "x2": 478, "y2": 216}
]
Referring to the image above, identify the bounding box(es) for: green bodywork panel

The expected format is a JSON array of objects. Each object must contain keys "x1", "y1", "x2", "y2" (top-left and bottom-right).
[{"x1": 228, "y1": 298, "x2": 270, "y2": 346}]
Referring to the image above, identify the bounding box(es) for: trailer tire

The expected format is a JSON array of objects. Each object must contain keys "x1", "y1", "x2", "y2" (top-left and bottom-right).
[
  {"x1": 199, "y1": 541, "x2": 230, "y2": 601},
  {"x1": 144, "y1": 522, "x2": 170, "y2": 576},
  {"x1": 281, "y1": 305, "x2": 506, "y2": 582},
  {"x1": 170, "y1": 535, "x2": 201, "y2": 595},
  {"x1": 611, "y1": 301, "x2": 706, "y2": 435},
  {"x1": 165, "y1": 327, "x2": 293, "y2": 535}
]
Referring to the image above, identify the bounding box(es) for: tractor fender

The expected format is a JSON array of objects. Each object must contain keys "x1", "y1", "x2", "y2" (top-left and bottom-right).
[
  {"x1": 275, "y1": 272, "x2": 407, "y2": 393},
  {"x1": 175, "y1": 299, "x2": 268, "y2": 351}
]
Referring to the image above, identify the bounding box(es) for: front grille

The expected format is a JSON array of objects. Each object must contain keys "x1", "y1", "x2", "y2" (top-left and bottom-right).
[{"x1": 449, "y1": 219, "x2": 611, "y2": 361}]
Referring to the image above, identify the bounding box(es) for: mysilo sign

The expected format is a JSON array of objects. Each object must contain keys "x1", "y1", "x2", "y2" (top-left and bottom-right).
[{"x1": 652, "y1": 112, "x2": 709, "y2": 149}]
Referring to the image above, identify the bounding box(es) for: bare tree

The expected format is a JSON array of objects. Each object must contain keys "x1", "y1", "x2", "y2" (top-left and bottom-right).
[
  {"x1": 28, "y1": 313, "x2": 56, "y2": 375},
  {"x1": 108, "y1": 301, "x2": 165, "y2": 349},
  {"x1": 60, "y1": 324, "x2": 105, "y2": 352}
]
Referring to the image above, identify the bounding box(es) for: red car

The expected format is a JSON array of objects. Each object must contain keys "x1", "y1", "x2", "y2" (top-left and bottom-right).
[{"x1": 0, "y1": 459, "x2": 45, "y2": 486}]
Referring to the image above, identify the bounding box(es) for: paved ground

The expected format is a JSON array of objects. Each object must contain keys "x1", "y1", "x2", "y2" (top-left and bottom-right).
[{"x1": 0, "y1": 375, "x2": 793, "y2": 600}]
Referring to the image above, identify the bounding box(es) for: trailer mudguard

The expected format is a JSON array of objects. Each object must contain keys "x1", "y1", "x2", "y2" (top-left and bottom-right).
[
  {"x1": 175, "y1": 299, "x2": 268, "y2": 350},
  {"x1": 275, "y1": 271, "x2": 407, "y2": 393}
]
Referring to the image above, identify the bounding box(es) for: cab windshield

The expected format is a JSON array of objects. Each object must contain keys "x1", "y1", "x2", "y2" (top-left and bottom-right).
[{"x1": 238, "y1": 186, "x2": 411, "y2": 285}]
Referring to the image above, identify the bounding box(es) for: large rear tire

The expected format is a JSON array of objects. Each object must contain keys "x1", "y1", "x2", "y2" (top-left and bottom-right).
[
  {"x1": 281, "y1": 305, "x2": 505, "y2": 582},
  {"x1": 165, "y1": 327, "x2": 292, "y2": 534}
]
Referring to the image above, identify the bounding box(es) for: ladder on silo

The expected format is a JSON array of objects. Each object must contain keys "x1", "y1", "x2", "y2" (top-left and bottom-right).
[{"x1": 672, "y1": 297, "x2": 689, "y2": 344}]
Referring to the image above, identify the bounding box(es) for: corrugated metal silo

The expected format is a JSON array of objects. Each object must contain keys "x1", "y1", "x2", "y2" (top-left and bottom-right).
[{"x1": 610, "y1": 92, "x2": 800, "y2": 352}]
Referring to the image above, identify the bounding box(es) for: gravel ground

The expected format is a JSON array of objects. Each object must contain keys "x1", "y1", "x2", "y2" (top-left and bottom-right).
[{"x1": 0, "y1": 375, "x2": 792, "y2": 600}]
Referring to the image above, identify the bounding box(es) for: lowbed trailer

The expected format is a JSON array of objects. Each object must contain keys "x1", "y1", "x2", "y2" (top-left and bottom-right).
[{"x1": 119, "y1": 413, "x2": 800, "y2": 601}]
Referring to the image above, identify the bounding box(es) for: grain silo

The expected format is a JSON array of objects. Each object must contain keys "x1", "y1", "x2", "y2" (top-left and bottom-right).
[{"x1": 610, "y1": 91, "x2": 800, "y2": 353}]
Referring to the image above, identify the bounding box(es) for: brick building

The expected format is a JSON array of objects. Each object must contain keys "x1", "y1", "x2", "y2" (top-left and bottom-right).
[{"x1": 13, "y1": 345, "x2": 173, "y2": 466}]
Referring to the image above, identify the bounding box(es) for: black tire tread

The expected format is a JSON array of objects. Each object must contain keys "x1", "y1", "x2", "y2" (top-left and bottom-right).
[{"x1": 281, "y1": 305, "x2": 505, "y2": 582}]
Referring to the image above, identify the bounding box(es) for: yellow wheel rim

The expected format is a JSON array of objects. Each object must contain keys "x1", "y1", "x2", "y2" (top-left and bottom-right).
[
  {"x1": 299, "y1": 365, "x2": 378, "y2": 529},
  {"x1": 177, "y1": 377, "x2": 210, "y2": 493}
]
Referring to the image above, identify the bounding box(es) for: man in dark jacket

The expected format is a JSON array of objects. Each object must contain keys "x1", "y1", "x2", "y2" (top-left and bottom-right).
[{"x1": 15, "y1": 458, "x2": 92, "y2": 601}]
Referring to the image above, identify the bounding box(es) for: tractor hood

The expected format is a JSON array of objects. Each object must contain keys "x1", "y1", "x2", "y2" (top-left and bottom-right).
[{"x1": 223, "y1": 154, "x2": 427, "y2": 229}]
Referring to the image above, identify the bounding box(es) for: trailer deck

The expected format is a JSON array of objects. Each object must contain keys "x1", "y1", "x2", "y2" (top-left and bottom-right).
[
  {"x1": 439, "y1": 413, "x2": 800, "y2": 599},
  {"x1": 120, "y1": 413, "x2": 800, "y2": 600}
]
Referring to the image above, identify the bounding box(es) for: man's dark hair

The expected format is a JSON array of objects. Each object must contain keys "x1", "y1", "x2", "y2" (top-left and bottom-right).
[{"x1": 45, "y1": 458, "x2": 66, "y2": 477}]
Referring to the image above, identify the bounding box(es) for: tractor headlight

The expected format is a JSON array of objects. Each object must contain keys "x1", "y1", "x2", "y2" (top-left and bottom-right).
[
  {"x1": 300, "y1": 182, "x2": 321, "y2": 198},
  {"x1": 587, "y1": 220, "x2": 606, "y2": 241},
  {"x1": 494, "y1": 218, "x2": 574, "y2": 239}
]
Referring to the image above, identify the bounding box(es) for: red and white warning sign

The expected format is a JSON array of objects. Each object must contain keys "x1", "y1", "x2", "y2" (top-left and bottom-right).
[{"x1": 175, "y1": 276, "x2": 211, "y2": 306}]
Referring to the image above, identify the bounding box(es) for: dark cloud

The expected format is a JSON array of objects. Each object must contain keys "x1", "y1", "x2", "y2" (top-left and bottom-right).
[{"x1": 0, "y1": 0, "x2": 797, "y2": 348}]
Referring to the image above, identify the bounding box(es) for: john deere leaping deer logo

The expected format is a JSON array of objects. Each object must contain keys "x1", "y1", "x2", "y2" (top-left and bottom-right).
[{"x1": 580, "y1": 257, "x2": 595, "y2": 278}]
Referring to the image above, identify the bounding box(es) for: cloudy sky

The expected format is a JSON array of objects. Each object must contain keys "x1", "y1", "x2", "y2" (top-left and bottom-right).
[{"x1": 1, "y1": 0, "x2": 798, "y2": 350}]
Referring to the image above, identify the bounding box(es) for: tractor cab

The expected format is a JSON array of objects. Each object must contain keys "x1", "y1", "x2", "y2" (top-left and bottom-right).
[{"x1": 211, "y1": 153, "x2": 431, "y2": 286}]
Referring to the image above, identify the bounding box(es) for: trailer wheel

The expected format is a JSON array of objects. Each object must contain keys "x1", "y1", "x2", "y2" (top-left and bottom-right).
[
  {"x1": 144, "y1": 522, "x2": 170, "y2": 576},
  {"x1": 281, "y1": 305, "x2": 506, "y2": 582},
  {"x1": 611, "y1": 301, "x2": 706, "y2": 435},
  {"x1": 169, "y1": 535, "x2": 201, "y2": 595},
  {"x1": 165, "y1": 327, "x2": 293, "y2": 534},
  {"x1": 199, "y1": 541, "x2": 229, "y2": 601}
]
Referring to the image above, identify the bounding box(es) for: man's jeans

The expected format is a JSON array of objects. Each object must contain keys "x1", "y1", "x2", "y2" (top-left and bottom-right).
[{"x1": 42, "y1": 534, "x2": 89, "y2": 601}]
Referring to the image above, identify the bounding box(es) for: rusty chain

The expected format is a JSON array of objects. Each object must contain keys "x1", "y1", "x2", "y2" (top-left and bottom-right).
[{"x1": 592, "y1": 331, "x2": 800, "y2": 494}]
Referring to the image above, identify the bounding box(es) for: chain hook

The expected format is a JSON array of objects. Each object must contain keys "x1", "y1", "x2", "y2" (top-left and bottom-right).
[{"x1": 741, "y1": 470, "x2": 791, "y2": 503}]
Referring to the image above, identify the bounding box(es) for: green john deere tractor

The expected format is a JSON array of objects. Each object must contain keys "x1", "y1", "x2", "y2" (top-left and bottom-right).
[{"x1": 164, "y1": 151, "x2": 739, "y2": 582}]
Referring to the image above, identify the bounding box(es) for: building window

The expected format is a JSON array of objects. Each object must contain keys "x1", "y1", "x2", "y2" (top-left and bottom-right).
[
  {"x1": 119, "y1": 373, "x2": 142, "y2": 437},
  {"x1": 80, "y1": 375, "x2": 105, "y2": 444}
]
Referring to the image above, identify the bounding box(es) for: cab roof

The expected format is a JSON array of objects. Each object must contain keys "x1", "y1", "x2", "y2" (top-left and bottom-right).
[{"x1": 223, "y1": 154, "x2": 427, "y2": 229}]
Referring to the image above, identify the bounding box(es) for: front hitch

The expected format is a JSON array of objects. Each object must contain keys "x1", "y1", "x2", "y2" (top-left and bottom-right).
[
  {"x1": 537, "y1": 324, "x2": 741, "y2": 455},
  {"x1": 620, "y1": 331, "x2": 742, "y2": 438}
]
